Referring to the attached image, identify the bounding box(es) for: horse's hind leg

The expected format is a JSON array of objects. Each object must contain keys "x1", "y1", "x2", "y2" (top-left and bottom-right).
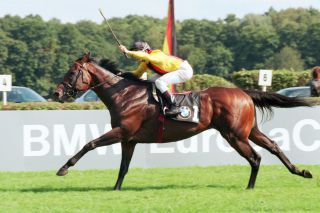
[
  {"x1": 249, "y1": 127, "x2": 312, "y2": 178},
  {"x1": 56, "y1": 127, "x2": 123, "y2": 176},
  {"x1": 114, "y1": 141, "x2": 137, "y2": 191},
  {"x1": 222, "y1": 133, "x2": 261, "y2": 189}
]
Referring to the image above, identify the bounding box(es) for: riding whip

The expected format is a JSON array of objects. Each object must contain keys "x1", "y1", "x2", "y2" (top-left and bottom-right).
[{"x1": 99, "y1": 8, "x2": 128, "y2": 58}]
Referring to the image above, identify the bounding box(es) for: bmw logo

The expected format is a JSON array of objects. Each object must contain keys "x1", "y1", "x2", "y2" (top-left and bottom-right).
[{"x1": 179, "y1": 106, "x2": 191, "y2": 118}]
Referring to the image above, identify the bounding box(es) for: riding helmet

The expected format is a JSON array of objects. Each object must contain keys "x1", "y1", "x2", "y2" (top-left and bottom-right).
[{"x1": 130, "y1": 41, "x2": 151, "y2": 51}]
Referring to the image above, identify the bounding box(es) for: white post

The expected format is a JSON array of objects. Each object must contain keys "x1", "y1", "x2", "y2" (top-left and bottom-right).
[
  {"x1": 3, "y1": 91, "x2": 7, "y2": 106},
  {"x1": 0, "y1": 75, "x2": 12, "y2": 106},
  {"x1": 258, "y1": 70, "x2": 273, "y2": 92},
  {"x1": 262, "y1": 86, "x2": 267, "y2": 92}
]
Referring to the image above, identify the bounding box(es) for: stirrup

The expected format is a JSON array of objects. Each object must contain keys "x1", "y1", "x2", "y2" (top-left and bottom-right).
[{"x1": 164, "y1": 105, "x2": 181, "y2": 116}]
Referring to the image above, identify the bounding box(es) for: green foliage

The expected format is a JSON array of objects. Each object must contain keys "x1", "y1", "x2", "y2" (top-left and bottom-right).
[
  {"x1": 232, "y1": 69, "x2": 311, "y2": 91},
  {"x1": 301, "y1": 22, "x2": 320, "y2": 66},
  {"x1": 176, "y1": 74, "x2": 235, "y2": 92},
  {"x1": 231, "y1": 70, "x2": 259, "y2": 90},
  {"x1": 231, "y1": 15, "x2": 280, "y2": 70},
  {"x1": 0, "y1": 166, "x2": 319, "y2": 212},
  {"x1": 1, "y1": 8, "x2": 320, "y2": 96},
  {"x1": 205, "y1": 44, "x2": 234, "y2": 76},
  {"x1": 265, "y1": 46, "x2": 304, "y2": 70},
  {"x1": 179, "y1": 45, "x2": 207, "y2": 74}
]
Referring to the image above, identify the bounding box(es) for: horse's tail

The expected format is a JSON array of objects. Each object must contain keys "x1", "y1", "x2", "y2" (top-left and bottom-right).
[{"x1": 243, "y1": 89, "x2": 312, "y2": 119}]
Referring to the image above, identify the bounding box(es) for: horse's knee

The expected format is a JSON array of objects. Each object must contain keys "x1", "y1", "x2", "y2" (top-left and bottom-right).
[
  {"x1": 269, "y1": 142, "x2": 282, "y2": 155},
  {"x1": 256, "y1": 152, "x2": 261, "y2": 162},
  {"x1": 84, "y1": 142, "x2": 96, "y2": 151},
  {"x1": 250, "y1": 153, "x2": 261, "y2": 170}
]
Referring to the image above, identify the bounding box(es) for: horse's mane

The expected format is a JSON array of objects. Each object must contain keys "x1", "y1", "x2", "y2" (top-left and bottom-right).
[
  {"x1": 97, "y1": 58, "x2": 151, "y2": 86},
  {"x1": 98, "y1": 58, "x2": 123, "y2": 75},
  {"x1": 76, "y1": 56, "x2": 151, "y2": 86}
]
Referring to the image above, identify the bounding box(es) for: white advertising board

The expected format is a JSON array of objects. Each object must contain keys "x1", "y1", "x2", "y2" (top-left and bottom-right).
[
  {"x1": 258, "y1": 70, "x2": 273, "y2": 86},
  {"x1": 0, "y1": 75, "x2": 12, "y2": 91},
  {"x1": 0, "y1": 108, "x2": 319, "y2": 172}
]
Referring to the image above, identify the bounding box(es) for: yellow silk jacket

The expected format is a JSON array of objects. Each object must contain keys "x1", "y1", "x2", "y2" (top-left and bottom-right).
[{"x1": 127, "y1": 49, "x2": 183, "y2": 77}]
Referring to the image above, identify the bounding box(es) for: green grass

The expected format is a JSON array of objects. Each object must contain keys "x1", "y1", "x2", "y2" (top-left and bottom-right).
[{"x1": 0, "y1": 166, "x2": 319, "y2": 213}]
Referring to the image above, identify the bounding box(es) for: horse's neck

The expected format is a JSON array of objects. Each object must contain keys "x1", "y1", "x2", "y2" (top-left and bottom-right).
[
  {"x1": 91, "y1": 64, "x2": 120, "y2": 89},
  {"x1": 89, "y1": 64, "x2": 121, "y2": 106},
  {"x1": 90, "y1": 64, "x2": 150, "y2": 112}
]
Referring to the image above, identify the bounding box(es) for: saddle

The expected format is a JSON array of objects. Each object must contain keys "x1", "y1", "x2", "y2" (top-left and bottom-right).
[
  {"x1": 155, "y1": 89, "x2": 200, "y2": 124},
  {"x1": 118, "y1": 72, "x2": 201, "y2": 123}
]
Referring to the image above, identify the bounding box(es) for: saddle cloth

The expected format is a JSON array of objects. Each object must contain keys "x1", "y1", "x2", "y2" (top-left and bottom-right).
[
  {"x1": 155, "y1": 90, "x2": 200, "y2": 124},
  {"x1": 171, "y1": 92, "x2": 200, "y2": 123},
  {"x1": 153, "y1": 89, "x2": 201, "y2": 143}
]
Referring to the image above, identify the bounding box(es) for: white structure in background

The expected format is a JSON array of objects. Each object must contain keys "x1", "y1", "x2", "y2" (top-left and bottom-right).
[
  {"x1": 258, "y1": 70, "x2": 273, "y2": 92},
  {"x1": 141, "y1": 72, "x2": 148, "y2": 80},
  {"x1": 0, "y1": 75, "x2": 12, "y2": 106}
]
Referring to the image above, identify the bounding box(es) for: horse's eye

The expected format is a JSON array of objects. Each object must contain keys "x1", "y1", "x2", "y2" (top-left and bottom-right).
[
  {"x1": 70, "y1": 70, "x2": 78, "y2": 75},
  {"x1": 66, "y1": 72, "x2": 74, "y2": 79}
]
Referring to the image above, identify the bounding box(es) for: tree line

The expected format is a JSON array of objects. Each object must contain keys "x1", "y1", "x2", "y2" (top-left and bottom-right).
[{"x1": 0, "y1": 7, "x2": 320, "y2": 97}]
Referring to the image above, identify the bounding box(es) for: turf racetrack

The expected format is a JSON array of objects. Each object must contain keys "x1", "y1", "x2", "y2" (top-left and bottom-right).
[{"x1": 0, "y1": 165, "x2": 319, "y2": 212}]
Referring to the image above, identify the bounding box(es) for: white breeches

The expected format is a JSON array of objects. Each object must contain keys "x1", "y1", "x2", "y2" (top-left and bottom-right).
[{"x1": 149, "y1": 61, "x2": 193, "y2": 93}]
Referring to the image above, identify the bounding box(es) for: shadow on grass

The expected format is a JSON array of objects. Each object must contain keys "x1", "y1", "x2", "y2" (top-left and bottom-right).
[{"x1": 0, "y1": 183, "x2": 239, "y2": 193}]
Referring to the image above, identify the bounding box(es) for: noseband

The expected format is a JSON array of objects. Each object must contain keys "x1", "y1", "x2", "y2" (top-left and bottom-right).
[{"x1": 61, "y1": 63, "x2": 89, "y2": 98}]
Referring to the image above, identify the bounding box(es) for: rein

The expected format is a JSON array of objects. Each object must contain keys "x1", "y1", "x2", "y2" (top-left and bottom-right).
[
  {"x1": 89, "y1": 79, "x2": 110, "y2": 90},
  {"x1": 88, "y1": 64, "x2": 120, "y2": 90}
]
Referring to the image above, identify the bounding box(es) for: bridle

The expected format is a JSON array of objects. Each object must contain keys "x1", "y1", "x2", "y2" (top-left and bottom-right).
[
  {"x1": 61, "y1": 62, "x2": 90, "y2": 98},
  {"x1": 61, "y1": 62, "x2": 118, "y2": 98}
]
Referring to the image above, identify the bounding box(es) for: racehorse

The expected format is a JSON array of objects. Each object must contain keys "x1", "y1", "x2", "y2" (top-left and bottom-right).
[
  {"x1": 53, "y1": 53, "x2": 313, "y2": 190},
  {"x1": 310, "y1": 66, "x2": 320, "y2": 97}
]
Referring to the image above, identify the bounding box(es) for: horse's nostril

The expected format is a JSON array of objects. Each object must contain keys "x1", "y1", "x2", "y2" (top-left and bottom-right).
[
  {"x1": 53, "y1": 92, "x2": 59, "y2": 98},
  {"x1": 53, "y1": 92, "x2": 62, "y2": 101}
]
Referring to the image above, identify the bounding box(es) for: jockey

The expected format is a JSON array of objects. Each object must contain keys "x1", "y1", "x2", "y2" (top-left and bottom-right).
[{"x1": 119, "y1": 41, "x2": 193, "y2": 116}]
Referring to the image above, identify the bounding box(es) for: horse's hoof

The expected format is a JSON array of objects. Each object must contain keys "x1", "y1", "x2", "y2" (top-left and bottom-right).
[
  {"x1": 113, "y1": 186, "x2": 122, "y2": 191},
  {"x1": 56, "y1": 168, "x2": 68, "y2": 176},
  {"x1": 302, "y1": 170, "x2": 313, "y2": 178},
  {"x1": 246, "y1": 186, "x2": 254, "y2": 190}
]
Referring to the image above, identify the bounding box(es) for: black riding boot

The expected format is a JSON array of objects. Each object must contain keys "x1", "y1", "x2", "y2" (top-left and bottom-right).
[{"x1": 162, "y1": 91, "x2": 181, "y2": 116}]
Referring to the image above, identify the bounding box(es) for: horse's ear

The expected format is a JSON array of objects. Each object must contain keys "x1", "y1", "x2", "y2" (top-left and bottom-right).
[{"x1": 81, "y1": 52, "x2": 91, "y2": 63}]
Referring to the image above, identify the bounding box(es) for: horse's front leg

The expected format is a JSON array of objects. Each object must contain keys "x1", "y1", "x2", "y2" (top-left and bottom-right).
[
  {"x1": 56, "y1": 127, "x2": 124, "y2": 176},
  {"x1": 114, "y1": 141, "x2": 137, "y2": 190}
]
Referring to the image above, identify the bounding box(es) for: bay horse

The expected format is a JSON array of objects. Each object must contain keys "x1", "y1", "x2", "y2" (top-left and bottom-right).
[
  {"x1": 53, "y1": 53, "x2": 313, "y2": 190},
  {"x1": 310, "y1": 66, "x2": 320, "y2": 97}
]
